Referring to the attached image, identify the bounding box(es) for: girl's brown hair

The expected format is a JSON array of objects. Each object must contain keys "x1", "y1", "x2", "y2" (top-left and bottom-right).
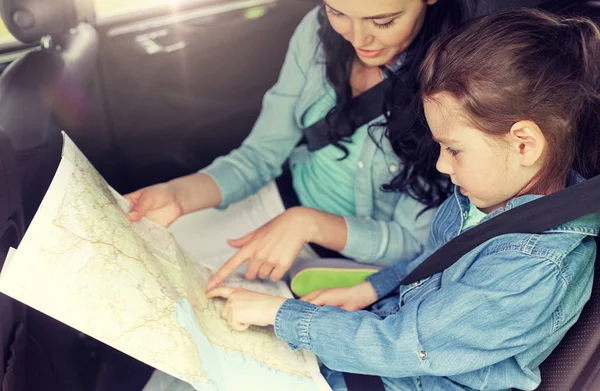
[{"x1": 420, "y1": 8, "x2": 600, "y2": 194}]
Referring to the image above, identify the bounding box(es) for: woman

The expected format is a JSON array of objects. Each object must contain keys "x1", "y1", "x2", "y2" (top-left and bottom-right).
[{"x1": 127, "y1": 0, "x2": 472, "y2": 294}]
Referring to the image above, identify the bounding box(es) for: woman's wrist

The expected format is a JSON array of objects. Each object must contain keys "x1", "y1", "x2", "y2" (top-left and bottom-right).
[
  {"x1": 293, "y1": 207, "x2": 347, "y2": 251},
  {"x1": 286, "y1": 207, "x2": 321, "y2": 244},
  {"x1": 170, "y1": 172, "x2": 222, "y2": 214}
]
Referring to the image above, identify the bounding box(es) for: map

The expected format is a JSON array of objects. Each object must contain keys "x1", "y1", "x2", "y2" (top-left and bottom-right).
[{"x1": 0, "y1": 133, "x2": 331, "y2": 391}]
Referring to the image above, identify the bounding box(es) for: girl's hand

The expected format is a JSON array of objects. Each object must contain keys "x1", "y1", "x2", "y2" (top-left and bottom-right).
[
  {"x1": 207, "y1": 207, "x2": 316, "y2": 290},
  {"x1": 206, "y1": 287, "x2": 287, "y2": 331},
  {"x1": 301, "y1": 282, "x2": 378, "y2": 311}
]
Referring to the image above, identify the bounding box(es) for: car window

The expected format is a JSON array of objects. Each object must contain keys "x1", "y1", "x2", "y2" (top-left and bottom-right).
[
  {"x1": 0, "y1": 0, "x2": 171, "y2": 43},
  {"x1": 95, "y1": 0, "x2": 179, "y2": 19},
  {"x1": 0, "y1": 21, "x2": 17, "y2": 45}
]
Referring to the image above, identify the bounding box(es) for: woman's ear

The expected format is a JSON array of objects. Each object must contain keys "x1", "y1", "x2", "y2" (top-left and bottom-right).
[
  {"x1": 426, "y1": 0, "x2": 440, "y2": 5},
  {"x1": 508, "y1": 120, "x2": 546, "y2": 167}
]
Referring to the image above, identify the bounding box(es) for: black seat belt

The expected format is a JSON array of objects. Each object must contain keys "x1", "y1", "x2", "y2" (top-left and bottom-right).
[
  {"x1": 343, "y1": 174, "x2": 600, "y2": 391},
  {"x1": 304, "y1": 68, "x2": 401, "y2": 152}
]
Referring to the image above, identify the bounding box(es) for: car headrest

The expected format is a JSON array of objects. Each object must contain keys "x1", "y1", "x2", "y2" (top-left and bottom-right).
[
  {"x1": 0, "y1": 22, "x2": 97, "y2": 152},
  {"x1": 0, "y1": 0, "x2": 80, "y2": 44},
  {"x1": 55, "y1": 23, "x2": 98, "y2": 83}
]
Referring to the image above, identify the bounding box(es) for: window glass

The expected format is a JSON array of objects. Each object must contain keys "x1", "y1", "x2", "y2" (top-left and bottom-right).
[
  {"x1": 96, "y1": 0, "x2": 182, "y2": 18},
  {"x1": 0, "y1": 23, "x2": 18, "y2": 45}
]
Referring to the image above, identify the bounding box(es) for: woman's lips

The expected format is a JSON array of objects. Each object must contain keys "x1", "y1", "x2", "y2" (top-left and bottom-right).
[{"x1": 355, "y1": 48, "x2": 384, "y2": 58}]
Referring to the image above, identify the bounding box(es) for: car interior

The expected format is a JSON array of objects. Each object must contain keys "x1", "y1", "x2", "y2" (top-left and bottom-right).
[{"x1": 0, "y1": 0, "x2": 597, "y2": 390}]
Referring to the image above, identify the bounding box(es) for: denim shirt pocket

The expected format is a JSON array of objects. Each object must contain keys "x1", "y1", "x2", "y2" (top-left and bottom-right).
[
  {"x1": 400, "y1": 274, "x2": 443, "y2": 307},
  {"x1": 370, "y1": 295, "x2": 401, "y2": 317}
]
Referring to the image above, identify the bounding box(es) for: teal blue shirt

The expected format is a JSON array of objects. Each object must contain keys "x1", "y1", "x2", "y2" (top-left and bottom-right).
[
  {"x1": 201, "y1": 7, "x2": 437, "y2": 266},
  {"x1": 291, "y1": 88, "x2": 367, "y2": 217},
  {"x1": 463, "y1": 202, "x2": 487, "y2": 230}
]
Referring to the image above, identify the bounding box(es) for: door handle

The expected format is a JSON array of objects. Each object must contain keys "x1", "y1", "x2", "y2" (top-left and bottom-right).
[{"x1": 134, "y1": 29, "x2": 186, "y2": 55}]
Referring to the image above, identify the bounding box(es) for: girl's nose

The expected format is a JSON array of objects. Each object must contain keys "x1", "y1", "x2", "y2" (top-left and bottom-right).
[{"x1": 436, "y1": 153, "x2": 453, "y2": 176}]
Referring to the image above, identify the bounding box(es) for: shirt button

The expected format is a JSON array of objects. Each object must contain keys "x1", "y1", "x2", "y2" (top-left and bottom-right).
[
  {"x1": 462, "y1": 211, "x2": 468, "y2": 219},
  {"x1": 389, "y1": 164, "x2": 398, "y2": 173},
  {"x1": 419, "y1": 350, "x2": 427, "y2": 361},
  {"x1": 358, "y1": 161, "x2": 364, "y2": 168}
]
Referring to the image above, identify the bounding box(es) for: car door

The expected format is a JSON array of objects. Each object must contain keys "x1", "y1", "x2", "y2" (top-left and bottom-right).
[{"x1": 93, "y1": 0, "x2": 320, "y2": 193}]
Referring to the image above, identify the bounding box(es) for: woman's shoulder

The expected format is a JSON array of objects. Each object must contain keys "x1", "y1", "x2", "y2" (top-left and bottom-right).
[
  {"x1": 294, "y1": 6, "x2": 321, "y2": 40},
  {"x1": 289, "y1": 6, "x2": 323, "y2": 61}
]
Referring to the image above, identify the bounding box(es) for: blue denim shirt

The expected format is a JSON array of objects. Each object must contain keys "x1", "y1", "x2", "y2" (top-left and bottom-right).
[
  {"x1": 201, "y1": 7, "x2": 435, "y2": 266},
  {"x1": 274, "y1": 173, "x2": 599, "y2": 391}
]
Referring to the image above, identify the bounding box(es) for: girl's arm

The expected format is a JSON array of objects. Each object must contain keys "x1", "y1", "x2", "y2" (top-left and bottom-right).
[{"x1": 275, "y1": 250, "x2": 569, "y2": 378}]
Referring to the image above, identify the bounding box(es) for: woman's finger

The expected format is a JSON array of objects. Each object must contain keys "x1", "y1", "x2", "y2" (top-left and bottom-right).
[
  {"x1": 245, "y1": 258, "x2": 265, "y2": 280},
  {"x1": 270, "y1": 264, "x2": 289, "y2": 282},
  {"x1": 207, "y1": 250, "x2": 250, "y2": 290},
  {"x1": 227, "y1": 230, "x2": 256, "y2": 248},
  {"x1": 258, "y1": 263, "x2": 275, "y2": 280}
]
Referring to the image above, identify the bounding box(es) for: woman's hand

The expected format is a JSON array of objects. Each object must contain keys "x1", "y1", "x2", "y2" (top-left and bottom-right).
[
  {"x1": 206, "y1": 287, "x2": 287, "y2": 331},
  {"x1": 124, "y1": 173, "x2": 222, "y2": 227},
  {"x1": 125, "y1": 182, "x2": 182, "y2": 227},
  {"x1": 301, "y1": 282, "x2": 378, "y2": 311},
  {"x1": 207, "y1": 207, "x2": 317, "y2": 290}
]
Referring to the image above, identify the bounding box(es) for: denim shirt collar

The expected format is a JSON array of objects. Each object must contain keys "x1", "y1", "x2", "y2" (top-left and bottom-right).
[
  {"x1": 453, "y1": 171, "x2": 600, "y2": 235},
  {"x1": 381, "y1": 51, "x2": 409, "y2": 79}
]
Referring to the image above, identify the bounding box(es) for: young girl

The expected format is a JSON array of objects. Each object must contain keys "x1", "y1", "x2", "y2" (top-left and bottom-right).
[
  {"x1": 206, "y1": 8, "x2": 600, "y2": 391},
  {"x1": 126, "y1": 0, "x2": 473, "y2": 294}
]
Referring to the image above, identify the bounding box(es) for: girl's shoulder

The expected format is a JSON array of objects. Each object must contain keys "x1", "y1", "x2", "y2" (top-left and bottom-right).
[{"x1": 431, "y1": 190, "x2": 599, "y2": 271}]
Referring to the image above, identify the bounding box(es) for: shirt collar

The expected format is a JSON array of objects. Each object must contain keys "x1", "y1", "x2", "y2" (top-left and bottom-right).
[{"x1": 452, "y1": 171, "x2": 598, "y2": 233}]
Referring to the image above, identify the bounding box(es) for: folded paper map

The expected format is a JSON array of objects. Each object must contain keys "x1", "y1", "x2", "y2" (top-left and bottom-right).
[{"x1": 0, "y1": 133, "x2": 331, "y2": 391}]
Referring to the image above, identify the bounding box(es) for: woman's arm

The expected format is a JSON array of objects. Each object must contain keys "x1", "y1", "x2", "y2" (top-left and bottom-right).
[
  {"x1": 201, "y1": 7, "x2": 321, "y2": 209},
  {"x1": 342, "y1": 193, "x2": 437, "y2": 266}
]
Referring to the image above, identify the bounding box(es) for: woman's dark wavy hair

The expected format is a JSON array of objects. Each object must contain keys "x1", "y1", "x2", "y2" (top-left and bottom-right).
[{"x1": 317, "y1": 0, "x2": 475, "y2": 209}]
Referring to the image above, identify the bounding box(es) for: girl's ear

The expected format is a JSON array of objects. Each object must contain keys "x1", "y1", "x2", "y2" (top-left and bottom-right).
[
  {"x1": 426, "y1": 0, "x2": 440, "y2": 5},
  {"x1": 508, "y1": 120, "x2": 546, "y2": 167}
]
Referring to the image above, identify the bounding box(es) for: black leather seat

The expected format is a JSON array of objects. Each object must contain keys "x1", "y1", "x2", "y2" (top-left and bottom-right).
[
  {"x1": 0, "y1": 0, "x2": 98, "y2": 225},
  {"x1": 0, "y1": 2, "x2": 105, "y2": 390},
  {"x1": 582, "y1": 0, "x2": 600, "y2": 20},
  {"x1": 0, "y1": 2, "x2": 153, "y2": 389},
  {"x1": 0, "y1": 131, "x2": 26, "y2": 391}
]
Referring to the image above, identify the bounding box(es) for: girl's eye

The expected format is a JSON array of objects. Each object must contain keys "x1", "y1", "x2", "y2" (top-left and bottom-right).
[
  {"x1": 446, "y1": 147, "x2": 460, "y2": 157},
  {"x1": 372, "y1": 19, "x2": 396, "y2": 29}
]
